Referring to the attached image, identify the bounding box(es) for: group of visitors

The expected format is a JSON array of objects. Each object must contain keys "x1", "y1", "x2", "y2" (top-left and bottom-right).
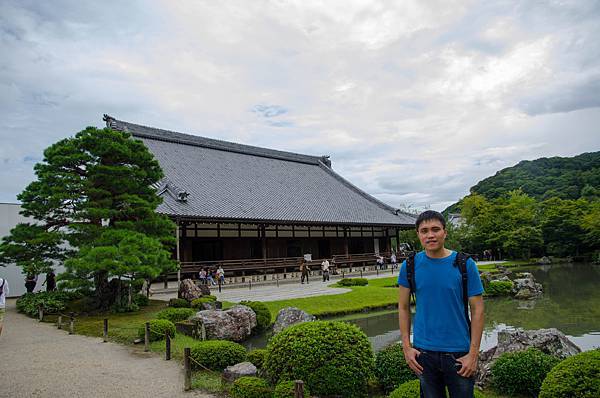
[
  {"x1": 24, "y1": 271, "x2": 56, "y2": 293},
  {"x1": 198, "y1": 266, "x2": 225, "y2": 285}
]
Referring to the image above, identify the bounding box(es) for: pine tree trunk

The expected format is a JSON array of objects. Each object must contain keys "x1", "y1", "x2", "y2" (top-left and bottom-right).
[{"x1": 94, "y1": 270, "x2": 112, "y2": 310}]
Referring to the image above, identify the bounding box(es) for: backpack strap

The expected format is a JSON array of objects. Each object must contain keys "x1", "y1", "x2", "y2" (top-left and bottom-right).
[
  {"x1": 454, "y1": 252, "x2": 471, "y2": 334},
  {"x1": 406, "y1": 253, "x2": 417, "y2": 305}
]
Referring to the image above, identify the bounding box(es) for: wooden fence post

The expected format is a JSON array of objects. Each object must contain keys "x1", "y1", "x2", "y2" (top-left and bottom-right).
[
  {"x1": 184, "y1": 347, "x2": 192, "y2": 391},
  {"x1": 144, "y1": 322, "x2": 150, "y2": 352},
  {"x1": 38, "y1": 305, "x2": 44, "y2": 322},
  {"x1": 294, "y1": 380, "x2": 304, "y2": 398},
  {"x1": 165, "y1": 332, "x2": 171, "y2": 360},
  {"x1": 103, "y1": 318, "x2": 108, "y2": 342},
  {"x1": 57, "y1": 315, "x2": 62, "y2": 329},
  {"x1": 69, "y1": 312, "x2": 74, "y2": 335}
]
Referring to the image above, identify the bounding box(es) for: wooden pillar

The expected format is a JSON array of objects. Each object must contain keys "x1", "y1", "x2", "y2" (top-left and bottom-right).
[
  {"x1": 344, "y1": 227, "x2": 349, "y2": 256},
  {"x1": 261, "y1": 224, "x2": 267, "y2": 263},
  {"x1": 176, "y1": 220, "x2": 181, "y2": 288}
]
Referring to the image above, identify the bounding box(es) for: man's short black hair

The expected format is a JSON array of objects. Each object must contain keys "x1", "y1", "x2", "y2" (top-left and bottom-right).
[{"x1": 415, "y1": 210, "x2": 446, "y2": 230}]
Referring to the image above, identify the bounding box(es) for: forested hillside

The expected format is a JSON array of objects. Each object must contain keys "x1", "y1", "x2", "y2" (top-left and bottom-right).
[{"x1": 445, "y1": 151, "x2": 600, "y2": 214}]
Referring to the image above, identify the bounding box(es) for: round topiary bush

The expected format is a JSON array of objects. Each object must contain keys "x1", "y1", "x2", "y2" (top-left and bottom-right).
[
  {"x1": 491, "y1": 347, "x2": 561, "y2": 396},
  {"x1": 169, "y1": 298, "x2": 190, "y2": 308},
  {"x1": 156, "y1": 307, "x2": 195, "y2": 323},
  {"x1": 189, "y1": 340, "x2": 247, "y2": 371},
  {"x1": 388, "y1": 380, "x2": 485, "y2": 398},
  {"x1": 375, "y1": 343, "x2": 416, "y2": 393},
  {"x1": 191, "y1": 295, "x2": 217, "y2": 308},
  {"x1": 133, "y1": 293, "x2": 150, "y2": 307},
  {"x1": 273, "y1": 380, "x2": 310, "y2": 398},
  {"x1": 230, "y1": 376, "x2": 272, "y2": 398},
  {"x1": 247, "y1": 349, "x2": 268, "y2": 369},
  {"x1": 539, "y1": 349, "x2": 600, "y2": 398},
  {"x1": 264, "y1": 320, "x2": 374, "y2": 397},
  {"x1": 138, "y1": 319, "x2": 176, "y2": 341},
  {"x1": 484, "y1": 280, "x2": 513, "y2": 296},
  {"x1": 240, "y1": 301, "x2": 272, "y2": 332}
]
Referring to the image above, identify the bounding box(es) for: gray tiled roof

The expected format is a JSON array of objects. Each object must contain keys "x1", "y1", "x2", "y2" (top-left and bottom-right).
[{"x1": 103, "y1": 115, "x2": 415, "y2": 226}]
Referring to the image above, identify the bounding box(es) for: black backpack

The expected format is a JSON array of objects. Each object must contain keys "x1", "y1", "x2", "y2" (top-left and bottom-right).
[{"x1": 406, "y1": 252, "x2": 471, "y2": 333}]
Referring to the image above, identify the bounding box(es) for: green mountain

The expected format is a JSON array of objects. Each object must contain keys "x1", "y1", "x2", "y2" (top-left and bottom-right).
[{"x1": 445, "y1": 151, "x2": 600, "y2": 214}]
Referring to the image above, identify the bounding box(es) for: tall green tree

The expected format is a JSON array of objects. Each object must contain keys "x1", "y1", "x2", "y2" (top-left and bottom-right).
[{"x1": 0, "y1": 127, "x2": 176, "y2": 308}]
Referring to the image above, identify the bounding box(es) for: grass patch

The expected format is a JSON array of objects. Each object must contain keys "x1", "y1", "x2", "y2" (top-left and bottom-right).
[{"x1": 191, "y1": 370, "x2": 226, "y2": 393}]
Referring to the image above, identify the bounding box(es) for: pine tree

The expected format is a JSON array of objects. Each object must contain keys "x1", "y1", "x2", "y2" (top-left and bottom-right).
[{"x1": 0, "y1": 127, "x2": 176, "y2": 308}]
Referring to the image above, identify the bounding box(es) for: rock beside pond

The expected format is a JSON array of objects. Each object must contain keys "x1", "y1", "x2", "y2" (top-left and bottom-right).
[
  {"x1": 273, "y1": 307, "x2": 316, "y2": 334},
  {"x1": 538, "y1": 256, "x2": 552, "y2": 265},
  {"x1": 190, "y1": 305, "x2": 256, "y2": 342},
  {"x1": 476, "y1": 328, "x2": 581, "y2": 387},
  {"x1": 512, "y1": 272, "x2": 543, "y2": 299},
  {"x1": 222, "y1": 362, "x2": 257, "y2": 384},
  {"x1": 178, "y1": 279, "x2": 205, "y2": 301}
]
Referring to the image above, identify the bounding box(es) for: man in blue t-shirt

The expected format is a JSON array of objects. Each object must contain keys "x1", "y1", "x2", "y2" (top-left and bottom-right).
[{"x1": 398, "y1": 210, "x2": 484, "y2": 398}]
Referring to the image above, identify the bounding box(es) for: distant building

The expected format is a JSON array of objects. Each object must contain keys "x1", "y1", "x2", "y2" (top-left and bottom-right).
[
  {"x1": 448, "y1": 213, "x2": 464, "y2": 227},
  {"x1": 104, "y1": 115, "x2": 416, "y2": 274}
]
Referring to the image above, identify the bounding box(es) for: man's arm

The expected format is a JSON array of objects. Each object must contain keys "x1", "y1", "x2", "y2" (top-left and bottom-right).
[
  {"x1": 398, "y1": 286, "x2": 422, "y2": 374},
  {"x1": 457, "y1": 295, "x2": 484, "y2": 377}
]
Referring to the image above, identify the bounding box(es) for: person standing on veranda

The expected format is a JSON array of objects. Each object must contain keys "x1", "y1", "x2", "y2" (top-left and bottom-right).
[
  {"x1": 321, "y1": 258, "x2": 330, "y2": 282},
  {"x1": 398, "y1": 210, "x2": 485, "y2": 398}
]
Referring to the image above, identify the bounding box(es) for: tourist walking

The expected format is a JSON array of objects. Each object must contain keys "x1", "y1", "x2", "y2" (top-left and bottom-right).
[
  {"x1": 24, "y1": 274, "x2": 37, "y2": 293},
  {"x1": 390, "y1": 252, "x2": 397, "y2": 269},
  {"x1": 44, "y1": 271, "x2": 56, "y2": 292},
  {"x1": 300, "y1": 260, "x2": 310, "y2": 284},
  {"x1": 398, "y1": 210, "x2": 484, "y2": 398},
  {"x1": 216, "y1": 266, "x2": 225, "y2": 285},
  {"x1": 321, "y1": 258, "x2": 330, "y2": 282},
  {"x1": 0, "y1": 276, "x2": 8, "y2": 337}
]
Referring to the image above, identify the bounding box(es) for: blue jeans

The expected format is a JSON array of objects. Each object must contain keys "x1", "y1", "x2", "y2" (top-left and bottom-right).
[{"x1": 415, "y1": 348, "x2": 475, "y2": 398}]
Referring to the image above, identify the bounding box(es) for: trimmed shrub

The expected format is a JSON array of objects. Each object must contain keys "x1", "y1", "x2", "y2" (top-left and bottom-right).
[
  {"x1": 388, "y1": 380, "x2": 485, "y2": 398},
  {"x1": 484, "y1": 280, "x2": 513, "y2": 296},
  {"x1": 264, "y1": 320, "x2": 374, "y2": 397},
  {"x1": 491, "y1": 347, "x2": 560, "y2": 396},
  {"x1": 230, "y1": 376, "x2": 272, "y2": 398},
  {"x1": 16, "y1": 291, "x2": 79, "y2": 317},
  {"x1": 189, "y1": 340, "x2": 247, "y2": 371},
  {"x1": 240, "y1": 300, "x2": 272, "y2": 332},
  {"x1": 247, "y1": 349, "x2": 268, "y2": 369},
  {"x1": 375, "y1": 343, "x2": 416, "y2": 393},
  {"x1": 191, "y1": 295, "x2": 217, "y2": 308},
  {"x1": 273, "y1": 380, "x2": 309, "y2": 398},
  {"x1": 133, "y1": 293, "x2": 149, "y2": 306},
  {"x1": 156, "y1": 307, "x2": 195, "y2": 323},
  {"x1": 539, "y1": 349, "x2": 600, "y2": 398},
  {"x1": 169, "y1": 298, "x2": 190, "y2": 308},
  {"x1": 138, "y1": 319, "x2": 176, "y2": 341},
  {"x1": 338, "y1": 278, "x2": 368, "y2": 287}
]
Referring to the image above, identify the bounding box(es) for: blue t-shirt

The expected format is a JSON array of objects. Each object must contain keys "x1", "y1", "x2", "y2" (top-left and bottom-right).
[{"x1": 398, "y1": 251, "x2": 484, "y2": 352}]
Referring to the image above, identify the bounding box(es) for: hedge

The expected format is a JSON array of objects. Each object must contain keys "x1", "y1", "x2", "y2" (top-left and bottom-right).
[
  {"x1": 389, "y1": 380, "x2": 485, "y2": 398},
  {"x1": 240, "y1": 301, "x2": 272, "y2": 332},
  {"x1": 491, "y1": 347, "x2": 560, "y2": 396},
  {"x1": 337, "y1": 278, "x2": 369, "y2": 287},
  {"x1": 264, "y1": 320, "x2": 374, "y2": 397},
  {"x1": 156, "y1": 307, "x2": 195, "y2": 323},
  {"x1": 374, "y1": 343, "x2": 416, "y2": 393},
  {"x1": 168, "y1": 298, "x2": 190, "y2": 308},
  {"x1": 16, "y1": 291, "x2": 80, "y2": 317},
  {"x1": 484, "y1": 280, "x2": 513, "y2": 296},
  {"x1": 230, "y1": 376, "x2": 272, "y2": 398},
  {"x1": 539, "y1": 349, "x2": 600, "y2": 398},
  {"x1": 273, "y1": 380, "x2": 310, "y2": 398},
  {"x1": 189, "y1": 340, "x2": 246, "y2": 371},
  {"x1": 137, "y1": 319, "x2": 176, "y2": 342},
  {"x1": 247, "y1": 349, "x2": 268, "y2": 369},
  {"x1": 191, "y1": 295, "x2": 217, "y2": 308}
]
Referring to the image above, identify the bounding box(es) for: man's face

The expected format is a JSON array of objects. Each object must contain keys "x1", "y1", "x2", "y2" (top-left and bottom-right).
[{"x1": 417, "y1": 219, "x2": 447, "y2": 251}]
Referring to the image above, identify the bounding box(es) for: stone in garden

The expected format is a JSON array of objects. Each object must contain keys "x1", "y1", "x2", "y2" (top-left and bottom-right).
[
  {"x1": 198, "y1": 284, "x2": 211, "y2": 296},
  {"x1": 491, "y1": 276, "x2": 511, "y2": 283},
  {"x1": 189, "y1": 305, "x2": 256, "y2": 342},
  {"x1": 512, "y1": 272, "x2": 542, "y2": 299},
  {"x1": 222, "y1": 362, "x2": 257, "y2": 384},
  {"x1": 538, "y1": 256, "x2": 551, "y2": 265},
  {"x1": 178, "y1": 279, "x2": 204, "y2": 301},
  {"x1": 476, "y1": 328, "x2": 581, "y2": 387},
  {"x1": 199, "y1": 301, "x2": 222, "y2": 310},
  {"x1": 272, "y1": 307, "x2": 316, "y2": 334}
]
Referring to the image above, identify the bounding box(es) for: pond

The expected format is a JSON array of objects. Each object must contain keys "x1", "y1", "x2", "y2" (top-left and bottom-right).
[{"x1": 244, "y1": 262, "x2": 600, "y2": 352}]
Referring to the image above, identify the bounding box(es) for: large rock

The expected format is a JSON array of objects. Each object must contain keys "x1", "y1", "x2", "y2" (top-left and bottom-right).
[
  {"x1": 190, "y1": 305, "x2": 256, "y2": 342},
  {"x1": 538, "y1": 256, "x2": 552, "y2": 265},
  {"x1": 178, "y1": 279, "x2": 205, "y2": 301},
  {"x1": 476, "y1": 328, "x2": 581, "y2": 387},
  {"x1": 272, "y1": 307, "x2": 315, "y2": 334},
  {"x1": 222, "y1": 362, "x2": 257, "y2": 384},
  {"x1": 512, "y1": 272, "x2": 543, "y2": 299}
]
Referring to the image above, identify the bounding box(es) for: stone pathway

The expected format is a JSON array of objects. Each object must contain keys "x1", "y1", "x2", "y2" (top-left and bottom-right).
[{"x1": 0, "y1": 300, "x2": 215, "y2": 398}]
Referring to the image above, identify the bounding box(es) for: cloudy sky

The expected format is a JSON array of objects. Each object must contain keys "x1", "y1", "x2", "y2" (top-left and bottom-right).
[{"x1": 1, "y1": 1, "x2": 599, "y2": 211}]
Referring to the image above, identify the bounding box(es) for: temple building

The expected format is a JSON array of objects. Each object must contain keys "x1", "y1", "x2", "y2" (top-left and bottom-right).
[{"x1": 103, "y1": 115, "x2": 415, "y2": 276}]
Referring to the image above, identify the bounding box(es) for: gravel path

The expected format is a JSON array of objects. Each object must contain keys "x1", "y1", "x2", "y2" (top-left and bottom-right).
[{"x1": 0, "y1": 300, "x2": 216, "y2": 398}]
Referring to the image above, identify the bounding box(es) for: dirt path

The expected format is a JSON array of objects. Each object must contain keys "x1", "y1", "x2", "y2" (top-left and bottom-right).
[{"x1": 0, "y1": 300, "x2": 216, "y2": 398}]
